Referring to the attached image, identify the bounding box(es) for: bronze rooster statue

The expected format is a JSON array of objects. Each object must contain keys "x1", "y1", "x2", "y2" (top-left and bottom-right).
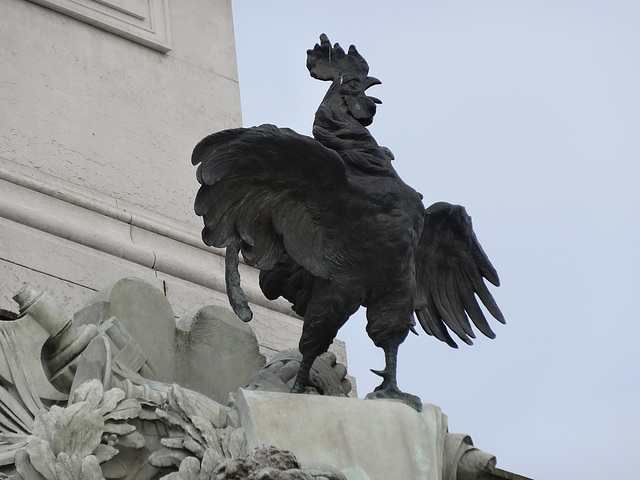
[{"x1": 191, "y1": 34, "x2": 505, "y2": 411}]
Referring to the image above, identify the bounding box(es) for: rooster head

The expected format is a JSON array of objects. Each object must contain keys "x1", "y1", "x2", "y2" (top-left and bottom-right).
[{"x1": 307, "y1": 34, "x2": 381, "y2": 127}]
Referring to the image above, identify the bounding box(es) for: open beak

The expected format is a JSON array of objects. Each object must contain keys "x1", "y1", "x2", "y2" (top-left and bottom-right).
[
  {"x1": 365, "y1": 76, "x2": 382, "y2": 89},
  {"x1": 364, "y1": 76, "x2": 382, "y2": 104}
]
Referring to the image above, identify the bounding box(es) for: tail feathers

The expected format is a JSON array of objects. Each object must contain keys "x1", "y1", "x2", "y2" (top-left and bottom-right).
[{"x1": 225, "y1": 241, "x2": 253, "y2": 322}]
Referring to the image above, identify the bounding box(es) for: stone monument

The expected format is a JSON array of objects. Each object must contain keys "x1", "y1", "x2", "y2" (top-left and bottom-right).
[{"x1": 1, "y1": 4, "x2": 532, "y2": 479}]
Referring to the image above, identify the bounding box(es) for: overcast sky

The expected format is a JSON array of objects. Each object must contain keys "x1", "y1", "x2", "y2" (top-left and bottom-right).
[{"x1": 231, "y1": 2, "x2": 639, "y2": 478}]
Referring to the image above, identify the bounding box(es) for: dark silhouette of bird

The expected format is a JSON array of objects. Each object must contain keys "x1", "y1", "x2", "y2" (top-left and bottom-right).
[{"x1": 191, "y1": 35, "x2": 505, "y2": 411}]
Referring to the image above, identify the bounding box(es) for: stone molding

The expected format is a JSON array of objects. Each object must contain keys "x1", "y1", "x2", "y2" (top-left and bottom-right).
[
  {"x1": 0, "y1": 156, "x2": 297, "y2": 320},
  {"x1": 26, "y1": 0, "x2": 172, "y2": 53}
]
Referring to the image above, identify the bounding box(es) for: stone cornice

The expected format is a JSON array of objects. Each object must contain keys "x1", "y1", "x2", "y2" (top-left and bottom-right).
[{"x1": 0, "y1": 156, "x2": 298, "y2": 319}]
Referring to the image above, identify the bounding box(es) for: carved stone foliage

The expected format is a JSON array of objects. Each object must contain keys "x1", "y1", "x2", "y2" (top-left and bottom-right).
[
  {"x1": 147, "y1": 385, "x2": 344, "y2": 480},
  {"x1": 245, "y1": 351, "x2": 351, "y2": 397},
  {"x1": 203, "y1": 445, "x2": 347, "y2": 480},
  {"x1": 148, "y1": 383, "x2": 246, "y2": 476},
  {"x1": 0, "y1": 281, "x2": 353, "y2": 479},
  {"x1": 13, "y1": 380, "x2": 143, "y2": 480}
]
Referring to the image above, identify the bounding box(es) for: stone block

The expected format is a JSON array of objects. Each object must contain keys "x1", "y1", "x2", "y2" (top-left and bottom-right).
[
  {"x1": 235, "y1": 389, "x2": 448, "y2": 480},
  {"x1": 76, "y1": 277, "x2": 177, "y2": 384},
  {"x1": 176, "y1": 306, "x2": 266, "y2": 404}
]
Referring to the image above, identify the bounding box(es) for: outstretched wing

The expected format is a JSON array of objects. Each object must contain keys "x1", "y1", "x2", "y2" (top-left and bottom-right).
[
  {"x1": 192, "y1": 124, "x2": 348, "y2": 278},
  {"x1": 414, "y1": 202, "x2": 505, "y2": 348}
]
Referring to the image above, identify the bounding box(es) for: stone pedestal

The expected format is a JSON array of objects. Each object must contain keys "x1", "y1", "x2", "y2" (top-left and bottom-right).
[{"x1": 235, "y1": 389, "x2": 497, "y2": 480}]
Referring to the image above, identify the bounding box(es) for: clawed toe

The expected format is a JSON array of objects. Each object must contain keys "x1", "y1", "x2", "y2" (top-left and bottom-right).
[{"x1": 365, "y1": 386, "x2": 422, "y2": 412}]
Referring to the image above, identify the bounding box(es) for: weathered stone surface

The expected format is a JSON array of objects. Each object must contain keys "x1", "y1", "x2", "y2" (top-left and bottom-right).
[
  {"x1": 74, "y1": 276, "x2": 301, "y2": 403},
  {"x1": 0, "y1": 0, "x2": 240, "y2": 225},
  {"x1": 176, "y1": 306, "x2": 266, "y2": 404},
  {"x1": 236, "y1": 390, "x2": 448, "y2": 480},
  {"x1": 0, "y1": 209, "x2": 163, "y2": 316},
  {"x1": 245, "y1": 351, "x2": 351, "y2": 397},
  {"x1": 14, "y1": 379, "x2": 143, "y2": 480},
  {"x1": 204, "y1": 445, "x2": 345, "y2": 480},
  {"x1": 148, "y1": 383, "x2": 244, "y2": 474},
  {"x1": 244, "y1": 446, "x2": 299, "y2": 472},
  {"x1": 75, "y1": 278, "x2": 178, "y2": 385},
  {"x1": 0, "y1": 302, "x2": 69, "y2": 404},
  {"x1": 230, "y1": 390, "x2": 524, "y2": 480}
]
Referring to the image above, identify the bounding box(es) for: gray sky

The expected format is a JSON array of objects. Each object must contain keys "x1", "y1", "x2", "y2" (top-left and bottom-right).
[{"x1": 231, "y1": 2, "x2": 640, "y2": 478}]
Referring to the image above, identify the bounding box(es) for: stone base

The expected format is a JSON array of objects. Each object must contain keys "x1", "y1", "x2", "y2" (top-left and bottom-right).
[{"x1": 235, "y1": 389, "x2": 499, "y2": 480}]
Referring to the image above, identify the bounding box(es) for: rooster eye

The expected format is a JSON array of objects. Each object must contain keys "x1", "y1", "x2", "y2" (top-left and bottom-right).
[{"x1": 347, "y1": 79, "x2": 361, "y2": 92}]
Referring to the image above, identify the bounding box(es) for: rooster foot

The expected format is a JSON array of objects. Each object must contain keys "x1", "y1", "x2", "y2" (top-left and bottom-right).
[
  {"x1": 290, "y1": 381, "x2": 306, "y2": 394},
  {"x1": 365, "y1": 385, "x2": 423, "y2": 412},
  {"x1": 290, "y1": 354, "x2": 314, "y2": 394}
]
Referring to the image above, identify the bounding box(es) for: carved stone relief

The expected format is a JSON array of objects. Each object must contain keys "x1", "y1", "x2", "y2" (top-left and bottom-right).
[
  {"x1": 26, "y1": 0, "x2": 172, "y2": 52},
  {"x1": 0, "y1": 279, "x2": 523, "y2": 480}
]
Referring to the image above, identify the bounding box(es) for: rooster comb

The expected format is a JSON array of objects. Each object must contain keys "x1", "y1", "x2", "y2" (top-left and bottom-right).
[{"x1": 307, "y1": 34, "x2": 370, "y2": 81}]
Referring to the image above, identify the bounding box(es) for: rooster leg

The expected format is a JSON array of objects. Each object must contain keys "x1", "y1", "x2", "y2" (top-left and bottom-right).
[
  {"x1": 370, "y1": 342, "x2": 399, "y2": 391},
  {"x1": 290, "y1": 354, "x2": 315, "y2": 394},
  {"x1": 365, "y1": 341, "x2": 422, "y2": 412},
  {"x1": 290, "y1": 279, "x2": 360, "y2": 395}
]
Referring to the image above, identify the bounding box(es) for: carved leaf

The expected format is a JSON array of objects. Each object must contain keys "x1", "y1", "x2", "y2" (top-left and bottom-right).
[
  {"x1": 94, "y1": 388, "x2": 126, "y2": 417},
  {"x1": 116, "y1": 431, "x2": 146, "y2": 449},
  {"x1": 81, "y1": 455, "x2": 104, "y2": 480},
  {"x1": 191, "y1": 416, "x2": 216, "y2": 447},
  {"x1": 93, "y1": 444, "x2": 119, "y2": 464},
  {"x1": 54, "y1": 452, "x2": 81, "y2": 480},
  {"x1": 200, "y1": 447, "x2": 223, "y2": 477},
  {"x1": 172, "y1": 385, "x2": 226, "y2": 429},
  {"x1": 161, "y1": 436, "x2": 186, "y2": 449},
  {"x1": 228, "y1": 428, "x2": 246, "y2": 460},
  {"x1": 182, "y1": 437, "x2": 205, "y2": 458},
  {"x1": 103, "y1": 398, "x2": 142, "y2": 421},
  {"x1": 14, "y1": 449, "x2": 47, "y2": 480},
  {"x1": 177, "y1": 456, "x2": 200, "y2": 480},
  {"x1": 50, "y1": 403, "x2": 104, "y2": 457},
  {"x1": 219, "y1": 427, "x2": 234, "y2": 458},
  {"x1": 148, "y1": 447, "x2": 190, "y2": 469},
  {"x1": 30, "y1": 406, "x2": 58, "y2": 445},
  {"x1": 69, "y1": 380, "x2": 103, "y2": 409},
  {"x1": 156, "y1": 409, "x2": 190, "y2": 431},
  {"x1": 24, "y1": 436, "x2": 56, "y2": 480},
  {"x1": 102, "y1": 421, "x2": 136, "y2": 436}
]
